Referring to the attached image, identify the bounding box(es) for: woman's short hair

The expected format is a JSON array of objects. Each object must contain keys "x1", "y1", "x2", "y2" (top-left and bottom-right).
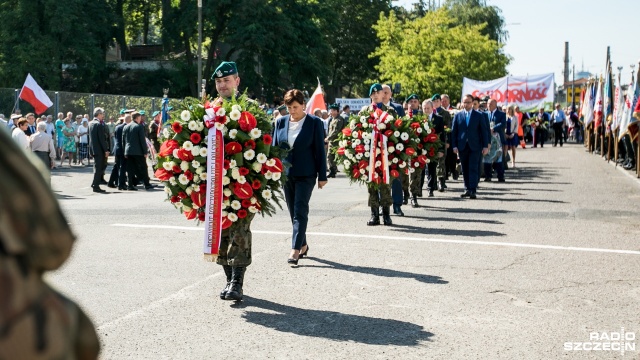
[
  {"x1": 283, "y1": 89, "x2": 305, "y2": 106},
  {"x1": 17, "y1": 118, "x2": 27, "y2": 127}
]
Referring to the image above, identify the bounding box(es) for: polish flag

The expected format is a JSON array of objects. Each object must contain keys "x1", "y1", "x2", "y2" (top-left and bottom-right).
[
  {"x1": 305, "y1": 79, "x2": 326, "y2": 115},
  {"x1": 19, "y1": 74, "x2": 53, "y2": 115}
]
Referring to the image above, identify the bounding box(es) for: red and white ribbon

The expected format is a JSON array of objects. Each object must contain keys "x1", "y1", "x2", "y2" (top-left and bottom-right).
[
  {"x1": 368, "y1": 110, "x2": 390, "y2": 184},
  {"x1": 203, "y1": 125, "x2": 225, "y2": 260}
]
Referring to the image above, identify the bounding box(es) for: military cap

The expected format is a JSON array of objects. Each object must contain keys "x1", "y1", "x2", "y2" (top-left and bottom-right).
[
  {"x1": 431, "y1": 93, "x2": 441, "y2": 101},
  {"x1": 10, "y1": 114, "x2": 21, "y2": 120},
  {"x1": 369, "y1": 83, "x2": 383, "y2": 97},
  {"x1": 406, "y1": 94, "x2": 419, "y2": 102},
  {"x1": 119, "y1": 108, "x2": 126, "y2": 115},
  {"x1": 328, "y1": 103, "x2": 340, "y2": 110},
  {"x1": 139, "y1": 110, "x2": 146, "y2": 116},
  {"x1": 212, "y1": 61, "x2": 238, "y2": 79},
  {"x1": 152, "y1": 110, "x2": 161, "y2": 117}
]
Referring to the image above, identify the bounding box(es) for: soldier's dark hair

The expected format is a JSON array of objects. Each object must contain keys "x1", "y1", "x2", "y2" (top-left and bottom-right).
[{"x1": 284, "y1": 89, "x2": 305, "y2": 106}]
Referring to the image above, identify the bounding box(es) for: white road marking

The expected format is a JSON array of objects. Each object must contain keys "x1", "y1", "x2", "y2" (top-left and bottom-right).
[{"x1": 112, "y1": 223, "x2": 640, "y2": 256}]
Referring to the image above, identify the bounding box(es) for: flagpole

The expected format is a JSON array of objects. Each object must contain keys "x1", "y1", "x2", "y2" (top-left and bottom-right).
[{"x1": 615, "y1": 66, "x2": 622, "y2": 166}]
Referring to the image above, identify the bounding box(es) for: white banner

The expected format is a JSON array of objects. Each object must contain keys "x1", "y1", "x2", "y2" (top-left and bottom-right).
[
  {"x1": 462, "y1": 73, "x2": 555, "y2": 111},
  {"x1": 335, "y1": 98, "x2": 370, "y2": 113}
]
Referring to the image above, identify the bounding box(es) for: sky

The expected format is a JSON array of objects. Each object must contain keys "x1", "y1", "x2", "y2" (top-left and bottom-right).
[{"x1": 395, "y1": 0, "x2": 639, "y2": 86}]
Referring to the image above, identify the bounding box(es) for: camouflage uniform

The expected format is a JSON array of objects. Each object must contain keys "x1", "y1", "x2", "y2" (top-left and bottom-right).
[
  {"x1": 409, "y1": 168, "x2": 423, "y2": 197},
  {"x1": 367, "y1": 184, "x2": 393, "y2": 207},
  {"x1": 216, "y1": 213, "x2": 255, "y2": 267},
  {"x1": 436, "y1": 107, "x2": 452, "y2": 183},
  {"x1": 0, "y1": 129, "x2": 100, "y2": 359},
  {"x1": 326, "y1": 115, "x2": 346, "y2": 175}
]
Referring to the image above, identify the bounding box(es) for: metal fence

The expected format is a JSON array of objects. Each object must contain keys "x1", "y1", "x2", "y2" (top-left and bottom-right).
[{"x1": 0, "y1": 88, "x2": 183, "y2": 120}]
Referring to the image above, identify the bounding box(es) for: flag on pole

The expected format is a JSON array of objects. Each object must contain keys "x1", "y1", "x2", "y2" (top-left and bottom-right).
[
  {"x1": 618, "y1": 67, "x2": 640, "y2": 140},
  {"x1": 583, "y1": 81, "x2": 595, "y2": 126},
  {"x1": 612, "y1": 72, "x2": 623, "y2": 131},
  {"x1": 19, "y1": 74, "x2": 53, "y2": 115},
  {"x1": 603, "y1": 61, "x2": 613, "y2": 125},
  {"x1": 305, "y1": 79, "x2": 326, "y2": 115},
  {"x1": 160, "y1": 95, "x2": 170, "y2": 134},
  {"x1": 593, "y1": 78, "x2": 603, "y2": 128}
]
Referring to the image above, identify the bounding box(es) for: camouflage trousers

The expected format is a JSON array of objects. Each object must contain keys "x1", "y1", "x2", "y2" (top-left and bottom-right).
[
  {"x1": 401, "y1": 170, "x2": 409, "y2": 196},
  {"x1": 216, "y1": 213, "x2": 255, "y2": 267},
  {"x1": 327, "y1": 145, "x2": 338, "y2": 173},
  {"x1": 435, "y1": 154, "x2": 446, "y2": 179},
  {"x1": 409, "y1": 167, "x2": 423, "y2": 196},
  {"x1": 367, "y1": 183, "x2": 392, "y2": 207}
]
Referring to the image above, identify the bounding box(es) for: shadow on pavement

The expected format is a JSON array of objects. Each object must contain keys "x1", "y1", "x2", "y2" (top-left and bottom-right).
[
  {"x1": 479, "y1": 197, "x2": 566, "y2": 204},
  {"x1": 389, "y1": 224, "x2": 505, "y2": 238},
  {"x1": 298, "y1": 258, "x2": 449, "y2": 285},
  {"x1": 426, "y1": 207, "x2": 512, "y2": 215},
  {"x1": 401, "y1": 215, "x2": 503, "y2": 225},
  {"x1": 235, "y1": 297, "x2": 434, "y2": 346}
]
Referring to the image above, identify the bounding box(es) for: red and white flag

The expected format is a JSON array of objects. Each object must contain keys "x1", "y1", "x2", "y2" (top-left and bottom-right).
[
  {"x1": 305, "y1": 79, "x2": 326, "y2": 115},
  {"x1": 19, "y1": 74, "x2": 53, "y2": 115}
]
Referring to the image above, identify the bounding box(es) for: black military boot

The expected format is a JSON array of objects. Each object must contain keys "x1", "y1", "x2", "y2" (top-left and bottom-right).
[
  {"x1": 382, "y1": 207, "x2": 393, "y2": 226},
  {"x1": 367, "y1": 207, "x2": 380, "y2": 226},
  {"x1": 411, "y1": 195, "x2": 419, "y2": 208},
  {"x1": 219, "y1": 265, "x2": 233, "y2": 300},
  {"x1": 438, "y1": 178, "x2": 446, "y2": 191},
  {"x1": 402, "y1": 193, "x2": 409, "y2": 205},
  {"x1": 393, "y1": 204, "x2": 404, "y2": 216},
  {"x1": 225, "y1": 267, "x2": 246, "y2": 301}
]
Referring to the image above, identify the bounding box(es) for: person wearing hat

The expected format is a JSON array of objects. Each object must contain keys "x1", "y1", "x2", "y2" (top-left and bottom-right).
[
  {"x1": 211, "y1": 61, "x2": 242, "y2": 104},
  {"x1": 431, "y1": 93, "x2": 453, "y2": 190},
  {"x1": 406, "y1": 94, "x2": 422, "y2": 116},
  {"x1": 149, "y1": 110, "x2": 161, "y2": 153},
  {"x1": 88, "y1": 107, "x2": 110, "y2": 193},
  {"x1": 123, "y1": 112, "x2": 154, "y2": 192},
  {"x1": 325, "y1": 103, "x2": 346, "y2": 178},
  {"x1": 108, "y1": 115, "x2": 131, "y2": 190},
  {"x1": 365, "y1": 83, "x2": 394, "y2": 225}
]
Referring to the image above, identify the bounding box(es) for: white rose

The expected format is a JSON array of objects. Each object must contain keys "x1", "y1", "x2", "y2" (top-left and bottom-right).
[
  {"x1": 232, "y1": 105, "x2": 242, "y2": 112},
  {"x1": 191, "y1": 146, "x2": 200, "y2": 157},
  {"x1": 181, "y1": 110, "x2": 191, "y2": 121},
  {"x1": 214, "y1": 122, "x2": 225, "y2": 131},
  {"x1": 400, "y1": 132, "x2": 409, "y2": 141},
  {"x1": 272, "y1": 172, "x2": 281, "y2": 181},
  {"x1": 180, "y1": 161, "x2": 190, "y2": 171},
  {"x1": 193, "y1": 175, "x2": 200, "y2": 183},
  {"x1": 188, "y1": 121, "x2": 198, "y2": 131},
  {"x1": 229, "y1": 129, "x2": 238, "y2": 139},
  {"x1": 256, "y1": 153, "x2": 267, "y2": 164},
  {"x1": 191, "y1": 160, "x2": 200, "y2": 168},
  {"x1": 237, "y1": 176, "x2": 247, "y2": 184},
  {"x1": 262, "y1": 189, "x2": 272, "y2": 199},
  {"x1": 222, "y1": 176, "x2": 230, "y2": 185},
  {"x1": 162, "y1": 162, "x2": 173, "y2": 171},
  {"x1": 252, "y1": 162, "x2": 263, "y2": 172},
  {"x1": 196, "y1": 166, "x2": 205, "y2": 174},
  {"x1": 178, "y1": 174, "x2": 189, "y2": 185},
  {"x1": 224, "y1": 189, "x2": 232, "y2": 197},
  {"x1": 228, "y1": 213, "x2": 238, "y2": 222},
  {"x1": 387, "y1": 146, "x2": 395, "y2": 153},
  {"x1": 169, "y1": 177, "x2": 177, "y2": 186},
  {"x1": 183, "y1": 141, "x2": 194, "y2": 151},
  {"x1": 216, "y1": 107, "x2": 226, "y2": 116},
  {"x1": 250, "y1": 128, "x2": 262, "y2": 139},
  {"x1": 231, "y1": 168, "x2": 240, "y2": 179},
  {"x1": 229, "y1": 160, "x2": 237, "y2": 168},
  {"x1": 229, "y1": 109, "x2": 241, "y2": 121},
  {"x1": 199, "y1": 147, "x2": 208, "y2": 157},
  {"x1": 244, "y1": 149, "x2": 256, "y2": 160},
  {"x1": 186, "y1": 187, "x2": 193, "y2": 195},
  {"x1": 222, "y1": 200, "x2": 230, "y2": 209},
  {"x1": 377, "y1": 123, "x2": 386, "y2": 130},
  {"x1": 396, "y1": 143, "x2": 405, "y2": 151},
  {"x1": 231, "y1": 200, "x2": 241, "y2": 210}
]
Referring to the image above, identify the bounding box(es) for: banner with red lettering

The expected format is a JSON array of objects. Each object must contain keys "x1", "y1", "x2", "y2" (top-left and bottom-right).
[{"x1": 462, "y1": 73, "x2": 555, "y2": 111}]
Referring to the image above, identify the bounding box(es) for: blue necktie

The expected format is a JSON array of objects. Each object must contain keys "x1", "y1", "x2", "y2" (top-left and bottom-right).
[{"x1": 465, "y1": 111, "x2": 470, "y2": 126}]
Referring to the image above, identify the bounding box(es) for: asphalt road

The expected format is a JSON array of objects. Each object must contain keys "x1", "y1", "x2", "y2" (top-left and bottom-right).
[{"x1": 47, "y1": 143, "x2": 640, "y2": 359}]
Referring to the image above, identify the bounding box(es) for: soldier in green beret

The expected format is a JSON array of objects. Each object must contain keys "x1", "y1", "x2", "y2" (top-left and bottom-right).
[
  {"x1": 431, "y1": 93, "x2": 453, "y2": 191},
  {"x1": 326, "y1": 103, "x2": 346, "y2": 178}
]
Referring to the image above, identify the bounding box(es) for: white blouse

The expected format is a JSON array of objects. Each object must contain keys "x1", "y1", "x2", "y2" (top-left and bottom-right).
[{"x1": 287, "y1": 116, "x2": 306, "y2": 147}]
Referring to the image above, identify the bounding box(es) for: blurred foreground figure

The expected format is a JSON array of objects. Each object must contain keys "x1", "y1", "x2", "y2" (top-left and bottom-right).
[{"x1": 0, "y1": 129, "x2": 100, "y2": 359}]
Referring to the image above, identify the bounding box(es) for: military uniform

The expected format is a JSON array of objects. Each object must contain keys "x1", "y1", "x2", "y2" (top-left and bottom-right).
[
  {"x1": 326, "y1": 104, "x2": 346, "y2": 177},
  {"x1": 435, "y1": 102, "x2": 452, "y2": 190}
]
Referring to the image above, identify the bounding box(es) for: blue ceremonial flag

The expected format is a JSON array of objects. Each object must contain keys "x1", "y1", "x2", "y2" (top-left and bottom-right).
[
  {"x1": 161, "y1": 96, "x2": 170, "y2": 127},
  {"x1": 603, "y1": 61, "x2": 612, "y2": 123}
]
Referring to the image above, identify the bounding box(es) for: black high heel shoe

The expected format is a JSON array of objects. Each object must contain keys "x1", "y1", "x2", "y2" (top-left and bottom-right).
[
  {"x1": 299, "y1": 245, "x2": 309, "y2": 259},
  {"x1": 287, "y1": 257, "x2": 298, "y2": 266}
]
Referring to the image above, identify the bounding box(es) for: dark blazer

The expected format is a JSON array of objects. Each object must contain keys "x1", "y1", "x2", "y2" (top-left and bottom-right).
[
  {"x1": 451, "y1": 109, "x2": 489, "y2": 152},
  {"x1": 113, "y1": 123, "x2": 126, "y2": 156},
  {"x1": 489, "y1": 109, "x2": 506, "y2": 144},
  {"x1": 24, "y1": 124, "x2": 36, "y2": 136},
  {"x1": 122, "y1": 122, "x2": 148, "y2": 156},
  {"x1": 88, "y1": 119, "x2": 109, "y2": 156},
  {"x1": 272, "y1": 114, "x2": 327, "y2": 181},
  {"x1": 377, "y1": 102, "x2": 405, "y2": 117},
  {"x1": 428, "y1": 113, "x2": 445, "y2": 152}
]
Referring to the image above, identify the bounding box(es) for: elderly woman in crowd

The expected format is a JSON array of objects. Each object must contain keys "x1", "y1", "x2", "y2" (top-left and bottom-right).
[
  {"x1": 11, "y1": 118, "x2": 30, "y2": 151},
  {"x1": 59, "y1": 118, "x2": 76, "y2": 167},
  {"x1": 77, "y1": 118, "x2": 90, "y2": 165}
]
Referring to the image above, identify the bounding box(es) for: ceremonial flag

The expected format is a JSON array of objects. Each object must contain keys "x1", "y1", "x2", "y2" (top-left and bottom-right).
[
  {"x1": 578, "y1": 88, "x2": 586, "y2": 119},
  {"x1": 583, "y1": 81, "x2": 595, "y2": 126},
  {"x1": 19, "y1": 74, "x2": 53, "y2": 115},
  {"x1": 160, "y1": 95, "x2": 170, "y2": 135},
  {"x1": 618, "y1": 67, "x2": 640, "y2": 140},
  {"x1": 593, "y1": 78, "x2": 603, "y2": 128},
  {"x1": 603, "y1": 61, "x2": 613, "y2": 126},
  {"x1": 612, "y1": 72, "x2": 623, "y2": 131},
  {"x1": 305, "y1": 79, "x2": 326, "y2": 115}
]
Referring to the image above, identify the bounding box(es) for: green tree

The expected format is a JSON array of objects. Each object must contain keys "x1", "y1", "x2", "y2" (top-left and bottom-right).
[
  {"x1": 372, "y1": 8, "x2": 510, "y2": 102},
  {"x1": 444, "y1": 0, "x2": 508, "y2": 43}
]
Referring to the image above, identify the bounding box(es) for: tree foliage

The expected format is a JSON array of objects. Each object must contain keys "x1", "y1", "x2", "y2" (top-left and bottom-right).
[
  {"x1": 372, "y1": 8, "x2": 510, "y2": 103},
  {"x1": 444, "y1": 0, "x2": 508, "y2": 43}
]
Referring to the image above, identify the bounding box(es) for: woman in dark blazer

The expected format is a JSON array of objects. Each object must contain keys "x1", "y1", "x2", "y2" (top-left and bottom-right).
[{"x1": 272, "y1": 89, "x2": 328, "y2": 266}]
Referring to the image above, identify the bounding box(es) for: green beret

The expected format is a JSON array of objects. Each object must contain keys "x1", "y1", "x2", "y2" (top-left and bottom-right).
[
  {"x1": 139, "y1": 110, "x2": 146, "y2": 115},
  {"x1": 431, "y1": 93, "x2": 441, "y2": 101},
  {"x1": 369, "y1": 83, "x2": 383, "y2": 97},
  {"x1": 119, "y1": 108, "x2": 127, "y2": 115},
  {"x1": 406, "y1": 94, "x2": 419, "y2": 102},
  {"x1": 328, "y1": 103, "x2": 339, "y2": 110},
  {"x1": 152, "y1": 110, "x2": 161, "y2": 117},
  {"x1": 167, "y1": 106, "x2": 174, "y2": 111},
  {"x1": 212, "y1": 61, "x2": 238, "y2": 79},
  {"x1": 277, "y1": 105, "x2": 287, "y2": 112}
]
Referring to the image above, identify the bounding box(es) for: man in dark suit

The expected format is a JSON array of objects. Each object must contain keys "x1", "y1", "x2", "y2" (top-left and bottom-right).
[
  {"x1": 149, "y1": 111, "x2": 161, "y2": 153},
  {"x1": 432, "y1": 94, "x2": 452, "y2": 191},
  {"x1": 107, "y1": 116, "x2": 129, "y2": 190},
  {"x1": 123, "y1": 112, "x2": 153, "y2": 191},
  {"x1": 88, "y1": 108, "x2": 110, "y2": 193},
  {"x1": 451, "y1": 94, "x2": 489, "y2": 199},
  {"x1": 24, "y1": 113, "x2": 37, "y2": 136},
  {"x1": 487, "y1": 99, "x2": 506, "y2": 178}
]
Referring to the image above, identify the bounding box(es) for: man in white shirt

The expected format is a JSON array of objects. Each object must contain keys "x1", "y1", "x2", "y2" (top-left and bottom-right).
[
  {"x1": 12, "y1": 118, "x2": 30, "y2": 151},
  {"x1": 551, "y1": 103, "x2": 566, "y2": 147}
]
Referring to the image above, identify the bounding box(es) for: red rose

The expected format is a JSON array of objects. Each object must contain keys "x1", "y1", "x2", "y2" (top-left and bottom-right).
[
  {"x1": 191, "y1": 191, "x2": 205, "y2": 208},
  {"x1": 410, "y1": 122, "x2": 421, "y2": 129},
  {"x1": 170, "y1": 195, "x2": 180, "y2": 203},
  {"x1": 342, "y1": 128, "x2": 352, "y2": 137},
  {"x1": 172, "y1": 165, "x2": 182, "y2": 174},
  {"x1": 177, "y1": 148, "x2": 193, "y2": 162},
  {"x1": 242, "y1": 199, "x2": 252, "y2": 208},
  {"x1": 238, "y1": 167, "x2": 250, "y2": 176},
  {"x1": 154, "y1": 168, "x2": 173, "y2": 181},
  {"x1": 417, "y1": 143, "x2": 424, "y2": 149},
  {"x1": 262, "y1": 134, "x2": 273, "y2": 145},
  {"x1": 244, "y1": 140, "x2": 256, "y2": 150},
  {"x1": 184, "y1": 208, "x2": 197, "y2": 220},
  {"x1": 358, "y1": 160, "x2": 368, "y2": 169},
  {"x1": 221, "y1": 216, "x2": 232, "y2": 230},
  {"x1": 354, "y1": 144, "x2": 365, "y2": 154},
  {"x1": 428, "y1": 147, "x2": 436, "y2": 157},
  {"x1": 198, "y1": 211, "x2": 206, "y2": 222},
  {"x1": 238, "y1": 112, "x2": 257, "y2": 132},
  {"x1": 232, "y1": 182, "x2": 254, "y2": 199},
  {"x1": 390, "y1": 169, "x2": 400, "y2": 178},
  {"x1": 158, "y1": 139, "x2": 180, "y2": 157},
  {"x1": 237, "y1": 209, "x2": 248, "y2": 219},
  {"x1": 405, "y1": 147, "x2": 416, "y2": 156},
  {"x1": 200, "y1": 184, "x2": 206, "y2": 193},
  {"x1": 426, "y1": 133, "x2": 438, "y2": 143},
  {"x1": 352, "y1": 169, "x2": 361, "y2": 178},
  {"x1": 390, "y1": 164, "x2": 397, "y2": 170},
  {"x1": 225, "y1": 142, "x2": 242, "y2": 155},
  {"x1": 190, "y1": 133, "x2": 202, "y2": 144},
  {"x1": 337, "y1": 148, "x2": 345, "y2": 156},
  {"x1": 394, "y1": 119, "x2": 403, "y2": 128},
  {"x1": 417, "y1": 154, "x2": 428, "y2": 165},
  {"x1": 384, "y1": 129, "x2": 393, "y2": 138},
  {"x1": 251, "y1": 179, "x2": 262, "y2": 190},
  {"x1": 171, "y1": 122, "x2": 183, "y2": 133},
  {"x1": 184, "y1": 170, "x2": 194, "y2": 181},
  {"x1": 224, "y1": 159, "x2": 231, "y2": 169},
  {"x1": 178, "y1": 191, "x2": 187, "y2": 199},
  {"x1": 356, "y1": 123, "x2": 362, "y2": 128}
]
